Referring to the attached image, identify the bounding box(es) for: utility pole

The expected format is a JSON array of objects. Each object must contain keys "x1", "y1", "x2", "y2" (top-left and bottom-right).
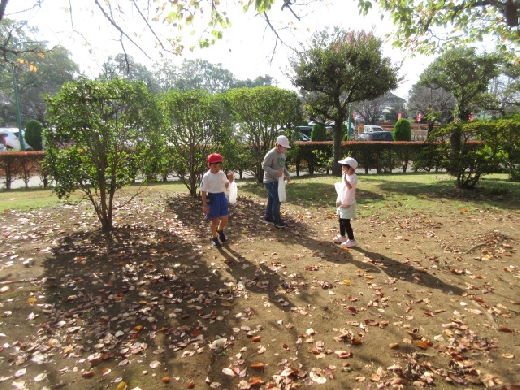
[{"x1": 12, "y1": 62, "x2": 26, "y2": 151}]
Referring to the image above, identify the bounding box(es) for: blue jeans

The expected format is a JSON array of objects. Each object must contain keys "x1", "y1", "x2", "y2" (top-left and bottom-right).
[{"x1": 264, "y1": 181, "x2": 282, "y2": 222}]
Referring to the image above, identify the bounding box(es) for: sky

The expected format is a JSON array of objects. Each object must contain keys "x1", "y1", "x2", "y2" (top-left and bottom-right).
[{"x1": 8, "y1": 1, "x2": 433, "y2": 99}]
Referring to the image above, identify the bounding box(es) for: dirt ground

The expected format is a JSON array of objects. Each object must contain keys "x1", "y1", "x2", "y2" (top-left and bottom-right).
[{"x1": 0, "y1": 187, "x2": 519, "y2": 390}]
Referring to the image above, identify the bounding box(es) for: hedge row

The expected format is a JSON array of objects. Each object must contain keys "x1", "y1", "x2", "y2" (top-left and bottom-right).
[
  {"x1": 0, "y1": 142, "x2": 437, "y2": 190},
  {"x1": 291, "y1": 141, "x2": 431, "y2": 175},
  {"x1": 0, "y1": 152, "x2": 47, "y2": 190}
]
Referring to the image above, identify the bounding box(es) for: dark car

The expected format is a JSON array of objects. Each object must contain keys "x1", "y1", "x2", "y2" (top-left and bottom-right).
[{"x1": 357, "y1": 131, "x2": 394, "y2": 141}]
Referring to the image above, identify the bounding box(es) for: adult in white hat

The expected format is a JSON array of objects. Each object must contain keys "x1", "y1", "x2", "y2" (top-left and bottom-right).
[
  {"x1": 333, "y1": 156, "x2": 358, "y2": 247},
  {"x1": 262, "y1": 135, "x2": 291, "y2": 229}
]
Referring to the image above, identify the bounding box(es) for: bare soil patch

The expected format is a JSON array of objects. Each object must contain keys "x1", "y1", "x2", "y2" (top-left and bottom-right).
[{"x1": 0, "y1": 187, "x2": 519, "y2": 390}]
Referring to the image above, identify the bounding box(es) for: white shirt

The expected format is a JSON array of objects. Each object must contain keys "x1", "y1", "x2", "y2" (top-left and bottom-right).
[
  {"x1": 200, "y1": 170, "x2": 228, "y2": 194},
  {"x1": 343, "y1": 173, "x2": 357, "y2": 205}
]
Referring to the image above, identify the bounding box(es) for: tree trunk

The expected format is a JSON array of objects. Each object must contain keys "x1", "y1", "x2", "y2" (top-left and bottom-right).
[{"x1": 332, "y1": 122, "x2": 343, "y2": 176}]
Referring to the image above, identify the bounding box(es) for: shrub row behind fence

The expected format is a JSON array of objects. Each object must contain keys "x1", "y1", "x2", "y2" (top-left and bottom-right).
[
  {"x1": 291, "y1": 141, "x2": 432, "y2": 175},
  {"x1": 0, "y1": 152, "x2": 47, "y2": 190}
]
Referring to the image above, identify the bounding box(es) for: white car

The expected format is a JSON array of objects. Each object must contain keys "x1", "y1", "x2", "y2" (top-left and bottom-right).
[{"x1": 0, "y1": 128, "x2": 33, "y2": 150}]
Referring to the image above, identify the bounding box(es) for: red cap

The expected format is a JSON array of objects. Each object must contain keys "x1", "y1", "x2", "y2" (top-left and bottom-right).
[{"x1": 207, "y1": 153, "x2": 223, "y2": 165}]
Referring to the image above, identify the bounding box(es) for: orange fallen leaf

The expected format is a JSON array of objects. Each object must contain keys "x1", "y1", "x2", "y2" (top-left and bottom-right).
[
  {"x1": 249, "y1": 377, "x2": 265, "y2": 385},
  {"x1": 415, "y1": 340, "x2": 431, "y2": 350},
  {"x1": 82, "y1": 371, "x2": 95, "y2": 378},
  {"x1": 498, "y1": 327, "x2": 514, "y2": 333},
  {"x1": 27, "y1": 297, "x2": 37, "y2": 304},
  {"x1": 161, "y1": 377, "x2": 170, "y2": 383},
  {"x1": 251, "y1": 336, "x2": 261, "y2": 342},
  {"x1": 250, "y1": 363, "x2": 265, "y2": 372},
  {"x1": 186, "y1": 381, "x2": 194, "y2": 388}
]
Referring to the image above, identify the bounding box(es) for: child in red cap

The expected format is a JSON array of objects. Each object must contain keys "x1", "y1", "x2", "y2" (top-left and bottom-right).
[{"x1": 200, "y1": 153, "x2": 234, "y2": 247}]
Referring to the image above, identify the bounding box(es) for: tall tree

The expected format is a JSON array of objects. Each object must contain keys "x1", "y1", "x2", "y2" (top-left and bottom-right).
[
  {"x1": 418, "y1": 47, "x2": 501, "y2": 122},
  {"x1": 16, "y1": 46, "x2": 78, "y2": 124},
  {"x1": 153, "y1": 59, "x2": 238, "y2": 93},
  {"x1": 173, "y1": 59, "x2": 237, "y2": 93},
  {"x1": 100, "y1": 53, "x2": 160, "y2": 94},
  {"x1": 0, "y1": 18, "x2": 48, "y2": 126},
  {"x1": 44, "y1": 78, "x2": 162, "y2": 232},
  {"x1": 290, "y1": 28, "x2": 400, "y2": 175}
]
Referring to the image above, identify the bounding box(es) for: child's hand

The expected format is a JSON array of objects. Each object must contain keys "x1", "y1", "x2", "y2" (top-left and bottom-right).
[{"x1": 227, "y1": 171, "x2": 235, "y2": 182}]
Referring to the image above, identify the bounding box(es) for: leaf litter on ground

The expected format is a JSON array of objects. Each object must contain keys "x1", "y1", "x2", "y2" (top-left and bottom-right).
[{"x1": 0, "y1": 191, "x2": 518, "y2": 389}]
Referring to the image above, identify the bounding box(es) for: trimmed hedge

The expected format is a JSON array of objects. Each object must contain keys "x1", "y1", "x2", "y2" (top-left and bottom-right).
[{"x1": 0, "y1": 151, "x2": 47, "y2": 190}]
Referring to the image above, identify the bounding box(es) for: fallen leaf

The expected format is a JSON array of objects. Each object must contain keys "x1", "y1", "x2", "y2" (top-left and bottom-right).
[
  {"x1": 415, "y1": 340, "x2": 431, "y2": 350},
  {"x1": 116, "y1": 381, "x2": 127, "y2": 390},
  {"x1": 222, "y1": 367, "x2": 235, "y2": 376}
]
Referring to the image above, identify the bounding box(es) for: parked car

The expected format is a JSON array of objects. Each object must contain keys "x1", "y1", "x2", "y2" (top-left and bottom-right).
[
  {"x1": 298, "y1": 133, "x2": 311, "y2": 142},
  {"x1": 0, "y1": 128, "x2": 33, "y2": 150},
  {"x1": 363, "y1": 125, "x2": 384, "y2": 133},
  {"x1": 357, "y1": 131, "x2": 394, "y2": 141}
]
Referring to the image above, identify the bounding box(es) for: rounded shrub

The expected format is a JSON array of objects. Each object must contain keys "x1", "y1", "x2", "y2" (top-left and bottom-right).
[
  {"x1": 393, "y1": 118, "x2": 411, "y2": 141},
  {"x1": 311, "y1": 123, "x2": 327, "y2": 141},
  {"x1": 25, "y1": 120, "x2": 44, "y2": 150}
]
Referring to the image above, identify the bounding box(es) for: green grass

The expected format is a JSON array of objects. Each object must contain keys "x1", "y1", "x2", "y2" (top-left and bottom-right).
[
  {"x1": 0, "y1": 181, "x2": 189, "y2": 211},
  {"x1": 1, "y1": 173, "x2": 518, "y2": 216},
  {"x1": 239, "y1": 172, "x2": 520, "y2": 217}
]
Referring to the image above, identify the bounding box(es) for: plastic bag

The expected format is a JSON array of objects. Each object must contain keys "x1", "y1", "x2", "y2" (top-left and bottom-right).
[
  {"x1": 335, "y1": 182, "x2": 347, "y2": 207},
  {"x1": 228, "y1": 181, "x2": 238, "y2": 205},
  {"x1": 278, "y1": 176, "x2": 287, "y2": 202}
]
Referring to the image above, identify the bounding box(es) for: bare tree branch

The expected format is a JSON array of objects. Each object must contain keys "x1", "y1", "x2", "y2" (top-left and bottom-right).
[{"x1": 93, "y1": 0, "x2": 151, "y2": 60}]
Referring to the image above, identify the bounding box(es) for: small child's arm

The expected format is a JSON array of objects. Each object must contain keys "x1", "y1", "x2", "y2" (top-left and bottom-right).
[{"x1": 201, "y1": 191, "x2": 209, "y2": 215}]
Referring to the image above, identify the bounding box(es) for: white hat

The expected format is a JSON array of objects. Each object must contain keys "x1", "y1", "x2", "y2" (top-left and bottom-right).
[
  {"x1": 338, "y1": 157, "x2": 358, "y2": 169},
  {"x1": 276, "y1": 135, "x2": 291, "y2": 149}
]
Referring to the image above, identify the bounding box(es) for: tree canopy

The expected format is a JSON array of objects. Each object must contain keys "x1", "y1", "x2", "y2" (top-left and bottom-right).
[
  {"x1": 290, "y1": 28, "x2": 400, "y2": 175},
  {"x1": 44, "y1": 78, "x2": 162, "y2": 231},
  {"x1": 359, "y1": 0, "x2": 520, "y2": 55},
  {"x1": 418, "y1": 47, "x2": 501, "y2": 122},
  {"x1": 226, "y1": 86, "x2": 302, "y2": 183}
]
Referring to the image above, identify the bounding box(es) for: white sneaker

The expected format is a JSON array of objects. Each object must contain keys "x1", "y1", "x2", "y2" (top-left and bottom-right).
[
  {"x1": 341, "y1": 239, "x2": 357, "y2": 248},
  {"x1": 333, "y1": 235, "x2": 347, "y2": 243}
]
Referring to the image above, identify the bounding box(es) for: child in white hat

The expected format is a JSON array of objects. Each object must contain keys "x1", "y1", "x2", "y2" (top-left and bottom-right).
[{"x1": 333, "y1": 157, "x2": 358, "y2": 247}]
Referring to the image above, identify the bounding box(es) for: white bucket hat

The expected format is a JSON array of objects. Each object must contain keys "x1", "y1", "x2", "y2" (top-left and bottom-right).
[
  {"x1": 338, "y1": 157, "x2": 358, "y2": 169},
  {"x1": 276, "y1": 135, "x2": 291, "y2": 149}
]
